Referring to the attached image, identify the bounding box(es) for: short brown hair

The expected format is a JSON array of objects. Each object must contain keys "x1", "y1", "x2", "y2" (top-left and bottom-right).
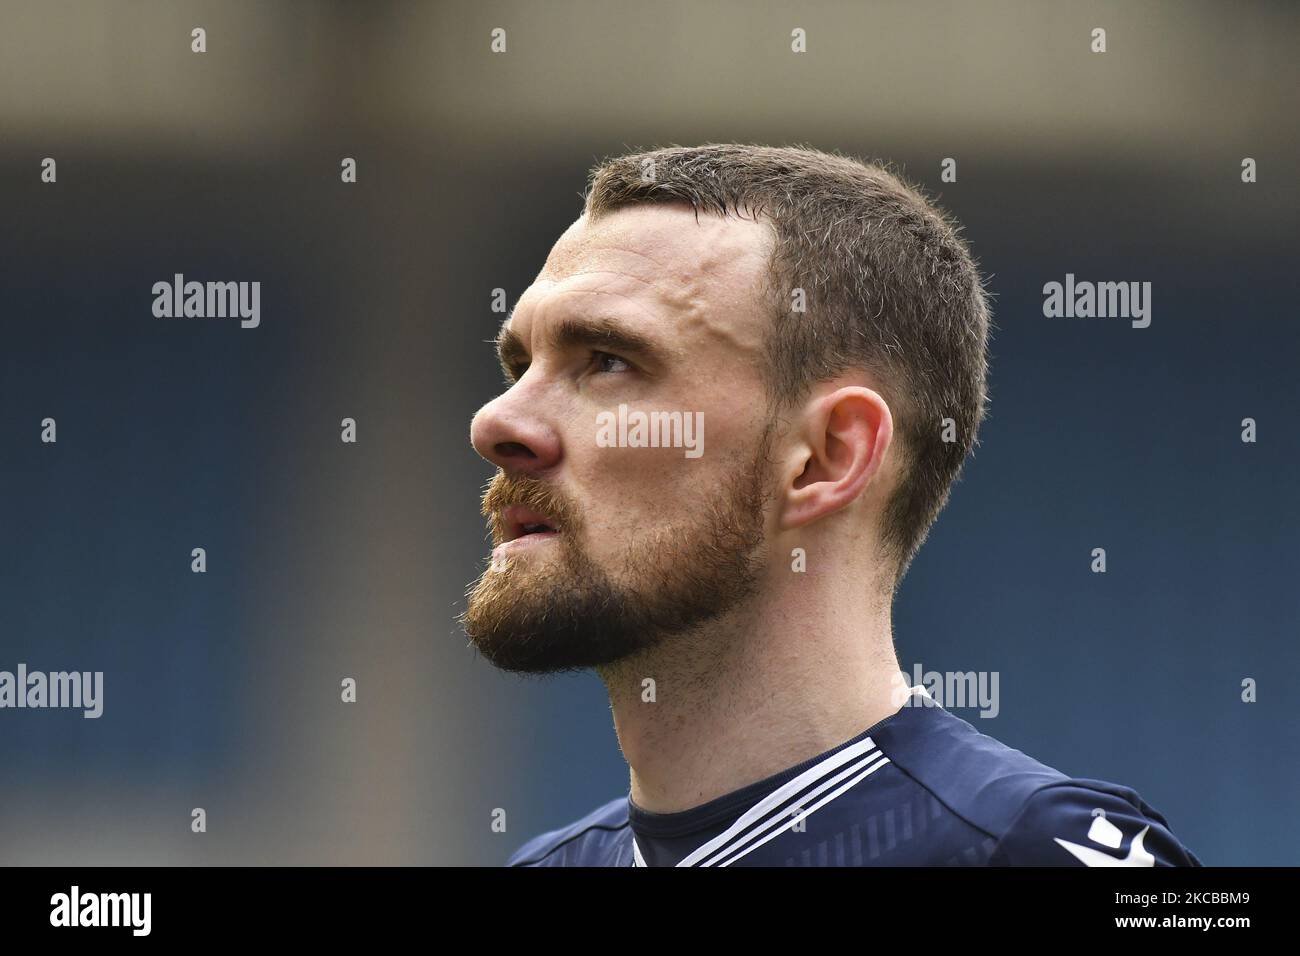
[{"x1": 585, "y1": 144, "x2": 991, "y2": 584}]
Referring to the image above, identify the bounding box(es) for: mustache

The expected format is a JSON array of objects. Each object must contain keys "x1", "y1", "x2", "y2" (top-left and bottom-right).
[{"x1": 481, "y1": 472, "x2": 582, "y2": 542}]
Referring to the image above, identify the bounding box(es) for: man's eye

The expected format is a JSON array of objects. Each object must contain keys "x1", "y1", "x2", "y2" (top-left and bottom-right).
[{"x1": 592, "y1": 351, "x2": 631, "y2": 374}]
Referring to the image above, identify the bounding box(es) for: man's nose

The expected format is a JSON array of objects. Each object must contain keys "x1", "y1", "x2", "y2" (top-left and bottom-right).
[{"x1": 470, "y1": 389, "x2": 562, "y2": 474}]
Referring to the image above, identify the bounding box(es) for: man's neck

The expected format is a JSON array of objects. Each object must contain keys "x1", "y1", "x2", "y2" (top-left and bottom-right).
[{"x1": 596, "y1": 570, "x2": 902, "y2": 814}]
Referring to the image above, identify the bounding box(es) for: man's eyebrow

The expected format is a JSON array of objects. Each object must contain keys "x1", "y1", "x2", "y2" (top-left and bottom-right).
[
  {"x1": 494, "y1": 315, "x2": 667, "y2": 372},
  {"x1": 549, "y1": 316, "x2": 665, "y2": 364},
  {"x1": 495, "y1": 325, "x2": 528, "y2": 372}
]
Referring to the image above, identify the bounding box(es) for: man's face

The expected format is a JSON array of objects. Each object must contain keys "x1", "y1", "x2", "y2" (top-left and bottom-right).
[{"x1": 463, "y1": 204, "x2": 782, "y2": 673}]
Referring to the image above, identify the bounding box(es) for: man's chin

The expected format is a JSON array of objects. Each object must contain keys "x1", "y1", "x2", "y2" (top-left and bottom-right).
[
  {"x1": 462, "y1": 613, "x2": 656, "y2": 674},
  {"x1": 464, "y1": 450, "x2": 771, "y2": 674},
  {"x1": 462, "y1": 565, "x2": 654, "y2": 673}
]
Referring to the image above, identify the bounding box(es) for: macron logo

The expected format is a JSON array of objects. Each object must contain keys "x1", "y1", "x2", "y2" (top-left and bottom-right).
[{"x1": 1054, "y1": 809, "x2": 1155, "y2": 867}]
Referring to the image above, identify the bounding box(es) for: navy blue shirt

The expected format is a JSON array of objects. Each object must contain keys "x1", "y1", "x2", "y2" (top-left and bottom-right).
[{"x1": 507, "y1": 690, "x2": 1202, "y2": 867}]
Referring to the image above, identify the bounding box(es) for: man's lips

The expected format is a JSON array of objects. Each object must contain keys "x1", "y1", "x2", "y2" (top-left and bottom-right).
[{"x1": 499, "y1": 504, "x2": 561, "y2": 543}]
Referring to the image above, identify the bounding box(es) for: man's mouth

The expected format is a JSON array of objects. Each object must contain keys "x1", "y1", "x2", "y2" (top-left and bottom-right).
[{"x1": 500, "y1": 504, "x2": 561, "y2": 544}]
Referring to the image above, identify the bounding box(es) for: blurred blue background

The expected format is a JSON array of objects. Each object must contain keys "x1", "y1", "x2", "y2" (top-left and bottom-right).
[{"x1": 0, "y1": 0, "x2": 1296, "y2": 865}]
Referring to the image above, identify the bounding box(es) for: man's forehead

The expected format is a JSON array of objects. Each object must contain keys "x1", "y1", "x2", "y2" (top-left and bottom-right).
[
  {"x1": 517, "y1": 205, "x2": 774, "y2": 346},
  {"x1": 541, "y1": 205, "x2": 772, "y2": 290}
]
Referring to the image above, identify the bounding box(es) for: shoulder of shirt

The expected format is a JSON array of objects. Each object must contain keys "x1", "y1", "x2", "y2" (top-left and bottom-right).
[
  {"x1": 506, "y1": 795, "x2": 630, "y2": 867},
  {"x1": 873, "y1": 701, "x2": 1199, "y2": 864},
  {"x1": 988, "y1": 775, "x2": 1202, "y2": 865}
]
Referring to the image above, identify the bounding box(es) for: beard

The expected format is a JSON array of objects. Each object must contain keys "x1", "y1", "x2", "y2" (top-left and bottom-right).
[{"x1": 461, "y1": 427, "x2": 774, "y2": 674}]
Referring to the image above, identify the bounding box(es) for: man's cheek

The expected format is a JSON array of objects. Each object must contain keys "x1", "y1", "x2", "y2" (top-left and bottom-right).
[
  {"x1": 583, "y1": 461, "x2": 698, "y2": 533},
  {"x1": 584, "y1": 440, "x2": 698, "y2": 487}
]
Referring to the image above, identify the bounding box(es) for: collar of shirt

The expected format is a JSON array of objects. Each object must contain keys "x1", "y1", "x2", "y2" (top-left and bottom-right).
[{"x1": 626, "y1": 685, "x2": 933, "y2": 866}]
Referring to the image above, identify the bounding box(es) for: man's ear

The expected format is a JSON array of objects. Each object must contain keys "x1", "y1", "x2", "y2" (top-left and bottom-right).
[{"x1": 778, "y1": 386, "x2": 893, "y2": 531}]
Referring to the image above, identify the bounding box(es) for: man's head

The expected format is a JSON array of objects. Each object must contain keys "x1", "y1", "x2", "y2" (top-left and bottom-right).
[{"x1": 464, "y1": 144, "x2": 990, "y2": 673}]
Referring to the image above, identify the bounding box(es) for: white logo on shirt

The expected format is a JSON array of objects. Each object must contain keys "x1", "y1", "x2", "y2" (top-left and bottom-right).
[{"x1": 1053, "y1": 809, "x2": 1155, "y2": 867}]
